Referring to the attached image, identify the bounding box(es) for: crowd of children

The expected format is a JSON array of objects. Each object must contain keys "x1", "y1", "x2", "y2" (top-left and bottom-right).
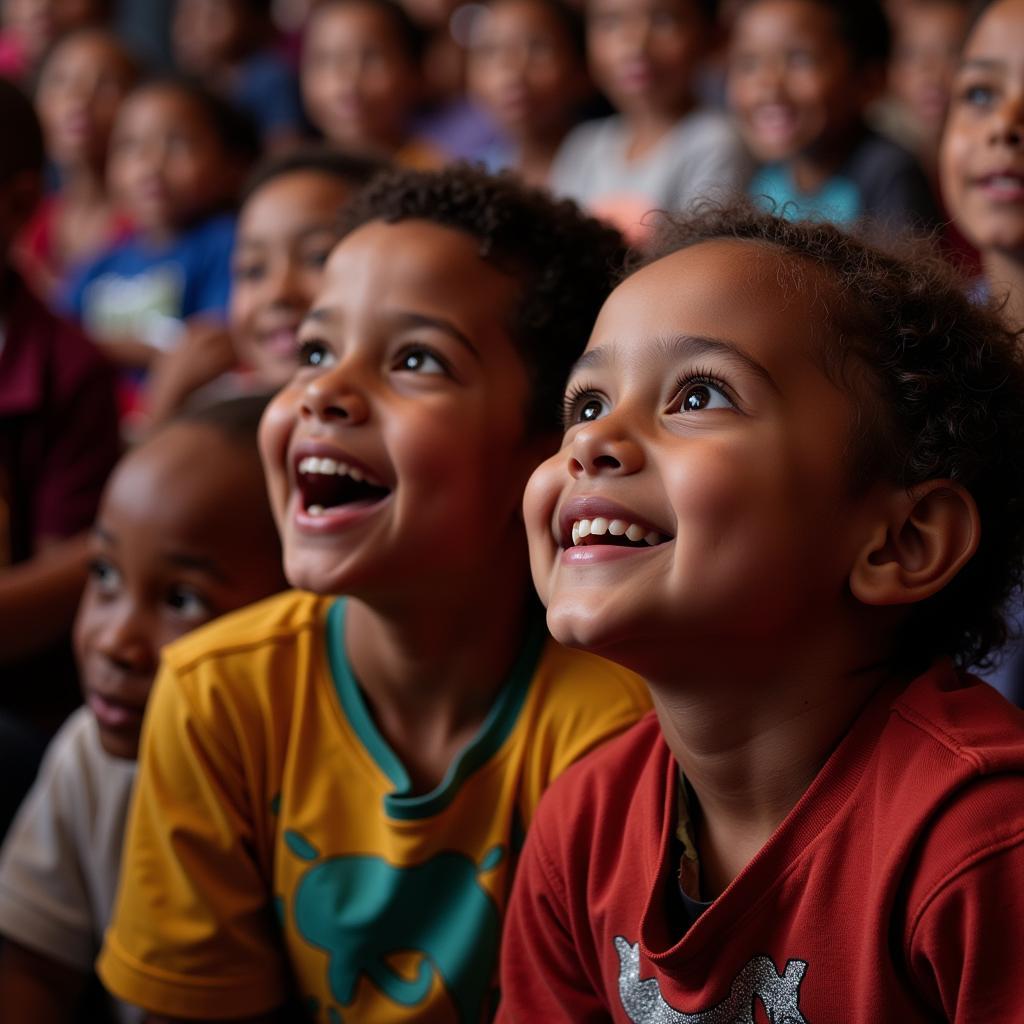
[{"x1": 0, "y1": 0, "x2": 1023, "y2": 1021}]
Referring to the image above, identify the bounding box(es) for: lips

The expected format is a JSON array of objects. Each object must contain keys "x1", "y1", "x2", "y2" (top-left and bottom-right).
[
  {"x1": 973, "y1": 170, "x2": 1024, "y2": 202},
  {"x1": 88, "y1": 690, "x2": 147, "y2": 733},
  {"x1": 289, "y1": 441, "x2": 392, "y2": 531},
  {"x1": 556, "y1": 496, "x2": 671, "y2": 550}
]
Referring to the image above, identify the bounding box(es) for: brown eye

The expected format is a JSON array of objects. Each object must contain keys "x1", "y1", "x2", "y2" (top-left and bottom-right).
[
  {"x1": 683, "y1": 385, "x2": 711, "y2": 411},
  {"x1": 580, "y1": 398, "x2": 604, "y2": 422}
]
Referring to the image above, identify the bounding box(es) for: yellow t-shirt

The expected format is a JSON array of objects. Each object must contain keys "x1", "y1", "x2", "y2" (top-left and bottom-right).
[{"x1": 99, "y1": 591, "x2": 649, "y2": 1022}]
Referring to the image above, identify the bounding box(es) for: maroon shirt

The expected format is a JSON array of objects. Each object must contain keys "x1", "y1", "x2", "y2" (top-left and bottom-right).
[{"x1": 0, "y1": 272, "x2": 118, "y2": 568}]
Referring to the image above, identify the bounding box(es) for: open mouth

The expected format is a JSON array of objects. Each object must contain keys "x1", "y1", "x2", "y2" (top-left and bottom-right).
[
  {"x1": 296, "y1": 455, "x2": 391, "y2": 515},
  {"x1": 566, "y1": 516, "x2": 669, "y2": 549}
]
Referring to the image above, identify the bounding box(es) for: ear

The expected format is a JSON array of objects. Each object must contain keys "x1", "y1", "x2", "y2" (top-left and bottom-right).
[{"x1": 850, "y1": 481, "x2": 979, "y2": 607}]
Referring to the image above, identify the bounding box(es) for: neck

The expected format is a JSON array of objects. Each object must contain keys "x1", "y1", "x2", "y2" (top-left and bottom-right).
[
  {"x1": 643, "y1": 630, "x2": 895, "y2": 897},
  {"x1": 343, "y1": 544, "x2": 536, "y2": 792},
  {"x1": 983, "y1": 250, "x2": 1024, "y2": 331},
  {"x1": 623, "y1": 99, "x2": 693, "y2": 160},
  {"x1": 515, "y1": 132, "x2": 565, "y2": 187},
  {"x1": 61, "y1": 162, "x2": 107, "y2": 204},
  {"x1": 790, "y1": 124, "x2": 863, "y2": 194}
]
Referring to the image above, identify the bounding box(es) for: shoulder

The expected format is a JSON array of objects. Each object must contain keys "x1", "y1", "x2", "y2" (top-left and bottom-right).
[
  {"x1": 162, "y1": 590, "x2": 329, "y2": 680},
  {"x1": 179, "y1": 213, "x2": 236, "y2": 256},
  {"x1": 557, "y1": 116, "x2": 623, "y2": 161},
  {"x1": 529, "y1": 711, "x2": 665, "y2": 843},
  {"x1": 675, "y1": 107, "x2": 742, "y2": 147}
]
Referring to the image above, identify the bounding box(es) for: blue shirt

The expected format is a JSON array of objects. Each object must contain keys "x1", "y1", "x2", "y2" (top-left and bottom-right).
[{"x1": 64, "y1": 213, "x2": 236, "y2": 350}]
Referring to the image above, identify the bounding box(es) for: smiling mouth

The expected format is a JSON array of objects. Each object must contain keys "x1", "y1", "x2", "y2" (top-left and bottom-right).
[
  {"x1": 567, "y1": 516, "x2": 669, "y2": 549},
  {"x1": 297, "y1": 456, "x2": 391, "y2": 515}
]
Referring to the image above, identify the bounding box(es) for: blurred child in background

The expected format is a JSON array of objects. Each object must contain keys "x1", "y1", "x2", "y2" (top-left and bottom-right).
[
  {"x1": 0, "y1": 396, "x2": 286, "y2": 1024},
  {"x1": 886, "y1": 0, "x2": 969, "y2": 179},
  {"x1": 551, "y1": 0, "x2": 749, "y2": 244},
  {"x1": 0, "y1": 0, "x2": 111, "y2": 83},
  {"x1": 0, "y1": 78, "x2": 119, "y2": 837},
  {"x1": 940, "y1": 0, "x2": 1024, "y2": 705},
  {"x1": 172, "y1": 0, "x2": 306, "y2": 152},
  {"x1": 19, "y1": 27, "x2": 139, "y2": 302},
  {"x1": 468, "y1": 0, "x2": 592, "y2": 187},
  {"x1": 145, "y1": 146, "x2": 385, "y2": 422},
  {"x1": 729, "y1": 0, "x2": 938, "y2": 234},
  {"x1": 62, "y1": 77, "x2": 259, "y2": 421},
  {"x1": 301, "y1": 0, "x2": 444, "y2": 166}
]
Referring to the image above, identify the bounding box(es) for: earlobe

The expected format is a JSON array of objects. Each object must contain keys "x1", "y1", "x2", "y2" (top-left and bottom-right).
[{"x1": 850, "y1": 481, "x2": 980, "y2": 607}]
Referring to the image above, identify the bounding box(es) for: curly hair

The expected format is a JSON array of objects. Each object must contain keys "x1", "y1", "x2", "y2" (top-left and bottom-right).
[
  {"x1": 337, "y1": 163, "x2": 627, "y2": 434},
  {"x1": 636, "y1": 202, "x2": 1024, "y2": 672}
]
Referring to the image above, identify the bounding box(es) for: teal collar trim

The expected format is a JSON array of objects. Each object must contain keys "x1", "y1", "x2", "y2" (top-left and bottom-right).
[{"x1": 325, "y1": 598, "x2": 546, "y2": 821}]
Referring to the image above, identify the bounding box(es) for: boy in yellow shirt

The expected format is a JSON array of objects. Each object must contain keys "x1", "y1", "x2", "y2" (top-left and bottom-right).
[{"x1": 98, "y1": 166, "x2": 648, "y2": 1023}]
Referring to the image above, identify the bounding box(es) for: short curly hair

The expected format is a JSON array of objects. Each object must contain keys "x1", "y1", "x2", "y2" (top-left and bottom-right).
[
  {"x1": 337, "y1": 163, "x2": 627, "y2": 434},
  {"x1": 636, "y1": 203, "x2": 1024, "y2": 672}
]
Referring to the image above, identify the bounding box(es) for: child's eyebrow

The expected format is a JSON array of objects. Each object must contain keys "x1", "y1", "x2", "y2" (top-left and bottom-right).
[
  {"x1": 165, "y1": 552, "x2": 229, "y2": 583},
  {"x1": 569, "y1": 334, "x2": 779, "y2": 393},
  {"x1": 658, "y1": 334, "x2": 780, "y2": 394},
  {"x1": 958, "y1": 57, "x2": 1007, "y2": 73},
  {"x1": 300, "y1": 307, "x2": 481, "y2": 357}
]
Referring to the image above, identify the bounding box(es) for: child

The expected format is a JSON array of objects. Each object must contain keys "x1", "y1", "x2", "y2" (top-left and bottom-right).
[
  {"x1": 550, "y1": 0, "x2": 749, "y2": 243},
  {"x1": 499, "y1": 203, "x2": 1024, "y2": 1021},
  {"x1": 0, "y1": 396, "x2": 288, "y2": 1024},
  {"x1": 468, "y1": 0, "x2": 592, "y2": 187},
  {"x1": 940, "y1": 0, "x2": 1024, "y2": 327},
  {"x1": 145, "y1": 146, "x2": 387, "y2": 422},
  {"x1": 0, "y1": 77, "x2": 119, "y2": 832},
  {"x1": 62, "y1": 77, "x2": 259, "y2": 418},
  {"x1": 301, "y1": 0, "x2": 445, "y2": 167},
  {"x1": 97, "y1": 166, "x2": 649, "y2": 1023},
  {"x1": 939, "y1": 0, "x2": 1024, "y2": 703},
  {"x1": 729, "y1": 0, "x2": 939, "y2": 234},
  {"x1": 172, "y1": 0, "x2": 306, "y2": 152},
  {"x1": 886, "y1": 0, "x2": 970, "y2": 178},
  {"x1": 19, "y1": 27, "x2": 139, "y2": 303},
  {"x1": 0, "y1": 0, "x2": 111, "y2": 83}
]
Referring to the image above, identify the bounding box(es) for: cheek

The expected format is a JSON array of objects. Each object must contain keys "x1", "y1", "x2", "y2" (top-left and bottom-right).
[
  {"x1": 228, "y1": 284, "x2": 255, "y2": 334},
  {"x1": 258, "y1": 391, "x2": 299, "y2": 503}
]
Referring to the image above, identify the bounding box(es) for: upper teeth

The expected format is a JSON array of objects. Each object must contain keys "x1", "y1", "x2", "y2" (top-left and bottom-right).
[
  {"x1": 298, "y1": 455, "x2": 380, "y2": 486},
  {"x1": 570, "y1": 518, "x2": 663, "y2": 547}
]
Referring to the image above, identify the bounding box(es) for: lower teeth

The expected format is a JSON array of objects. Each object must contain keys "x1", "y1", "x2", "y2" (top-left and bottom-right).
[{"x1": 308, "y1": 504, "x2": 325, "y2": 516}]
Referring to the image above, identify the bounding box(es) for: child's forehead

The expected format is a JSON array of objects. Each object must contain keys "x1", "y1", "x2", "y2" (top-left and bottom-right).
[{"x1": 586, "y1": 238, "x2": 835, "y2": 370}]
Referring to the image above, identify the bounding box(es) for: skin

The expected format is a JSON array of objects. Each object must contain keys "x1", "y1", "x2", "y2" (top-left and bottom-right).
[
  {"x1": 939, "y1": 0, "x2": 1024, "y2": 328},
  {"x1": 30, "y1": 29, "x2": 137, "y2": 296},
  {"x1": 525, "y1": 239, "x2": 976, "y2": 895},
  {"x1": 728, "y1": 0, "x2": 880, "y2": 192},
  {"x1": 106, "y1": 84, "x2": 240, "y2": 242},
  {"x1": 173, "y1": 0, "x2": 257, "y2": 78},
  {"x1": 889, "y1": 1, "x2": 969, "y2": 161},
  {"x1": 230, "y1": 170, "x2": 355, "y2": 387},
  {"x1": 586, "y1": 0, "x2": 707, "y2": 156},
  {"x1": 259, "y1": 219, "x2": 554, "y2": 792},
  {"x1": 468, "y1": 0, "x2": 590, "y2": 185},
  {"x1": 1, "y1": 0, "x2": 104, "y2": 71},
  {"x1": 300, "y1": 1, "x2": 421, "y2": 155},
  {"x1": 0, "y1": 421, "x2": 285, "y2": 1023}
]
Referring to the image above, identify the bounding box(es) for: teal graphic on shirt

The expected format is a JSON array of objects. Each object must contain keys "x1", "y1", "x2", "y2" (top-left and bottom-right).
[
  {"x1": 749, "y1": 164, "x2": 861, "y2": 225},
  {"x1": 286, "y1": 830, "x2": 504, "y2": 1023}
]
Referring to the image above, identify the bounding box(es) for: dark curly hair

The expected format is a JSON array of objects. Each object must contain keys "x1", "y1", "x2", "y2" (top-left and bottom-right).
[
  {"x1": 636, "y1": 203, "x2": 1024, "y2": 672},
  {"x1": 337, "y1": 164, "x2": 627, "y2": 434}
]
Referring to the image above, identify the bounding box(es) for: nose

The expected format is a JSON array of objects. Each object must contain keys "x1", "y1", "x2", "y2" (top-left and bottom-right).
[
  {"x1": 94, "y1": 600, "x2": 157, "y2": 676},
  {"x1": 568, "y1": 416, "x2": 644, "y2": 477},
  {"x1": 266, "y1": 257, "x2": 305, "y2": 309},
  {"x1": 300, "y1": 362, "x2": 370, "y2": 424},
  {"x1": 989, "y1": 93, "x2": 1024, "y2": 148}
]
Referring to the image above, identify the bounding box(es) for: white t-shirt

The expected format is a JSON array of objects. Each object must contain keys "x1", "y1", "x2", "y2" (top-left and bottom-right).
[
  {"x1": 550, "y1": 109, "x2": 751, "y2": 241},
  {"x1": 0, "y1": 706, "x2": 141, "y2": 1024}
]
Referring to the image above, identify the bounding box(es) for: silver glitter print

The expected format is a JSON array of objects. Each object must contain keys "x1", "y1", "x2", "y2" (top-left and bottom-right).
[{"x1": 615, "y1": 936, "x2": 810, "y2": 1024}]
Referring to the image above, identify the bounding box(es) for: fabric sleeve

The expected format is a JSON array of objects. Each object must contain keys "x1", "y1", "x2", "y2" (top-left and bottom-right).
[
  {"x1": 904, "y1": 774, "x2": 1024, "y2": 1022},
  {"x1": 190, "y1": 221, "x2": 236, "y2": 318},
  {"x1": 497, "y1": 808, "x2": 612, "y2": 1023},
  {"x1": 0, "y1": 714, "x2": 96, "y2": 971},
  {"x1": 856, "y1": 141, "x2": 939, "y2": 235},
  {"x1": 671, "y1": 116, "x2": 753, "y2": 209},
  {"x1": 34, "y1": 338, "x2": 119, "y2": 543},
  {"x1": 97, "y1": 660, "x2": 287, "y2": 1020}
]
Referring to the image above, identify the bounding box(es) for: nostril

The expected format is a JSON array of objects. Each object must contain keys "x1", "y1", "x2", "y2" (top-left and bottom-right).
[{"x1": 594, "y1": 454, "x2": 621, "y2": 469}]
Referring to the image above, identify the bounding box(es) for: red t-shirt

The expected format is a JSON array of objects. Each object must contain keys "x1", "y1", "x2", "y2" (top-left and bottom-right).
[{"x1": 500, "y1": 663, "x2": 1024, "y2": 1023}]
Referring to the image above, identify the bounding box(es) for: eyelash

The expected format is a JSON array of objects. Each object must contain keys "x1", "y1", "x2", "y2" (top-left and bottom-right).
[{"x1": 560, "y1": 368, "x2": 737, "y2": 428}]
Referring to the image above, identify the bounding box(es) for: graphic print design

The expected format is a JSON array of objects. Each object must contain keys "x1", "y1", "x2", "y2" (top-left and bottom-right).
[
  {"x1": 615, "y1": 936, "x2": 810, "y2": 1024},
  {"x1": 287, "y1": 832, "x2": 503, "y2": 1022}
]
